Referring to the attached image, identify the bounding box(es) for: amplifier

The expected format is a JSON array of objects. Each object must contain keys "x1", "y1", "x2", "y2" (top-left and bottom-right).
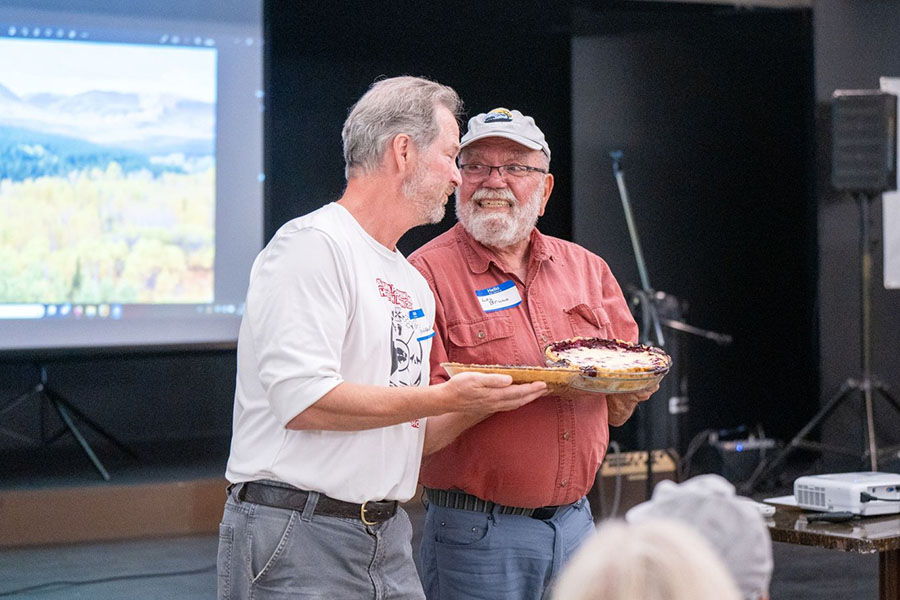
[
  {"x1": 709, "y1": 437, "x2": 775, "y2": 484},
  {"x1": 600, "y1": 449, "x2": 677, "y2": 478},
  {"x1": 592, "y1": 450, "x2": 678, "y2": 517}
]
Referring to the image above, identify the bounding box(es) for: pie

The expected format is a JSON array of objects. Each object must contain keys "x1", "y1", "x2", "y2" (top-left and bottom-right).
[
  {"x1": 440, "y1": 338, "x2": 670, "y2": 395},
  {"x1": 544, "y1": 337, "x2": 671, "y2": 393},
  {"x1": 544, "y1": 337, "x2": 671, "y2": 375}
]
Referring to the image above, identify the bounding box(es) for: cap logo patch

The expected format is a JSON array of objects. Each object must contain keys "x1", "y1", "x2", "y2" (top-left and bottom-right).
[{"x1": 483, "y1": 108, "x2": 513, "y2": 123}]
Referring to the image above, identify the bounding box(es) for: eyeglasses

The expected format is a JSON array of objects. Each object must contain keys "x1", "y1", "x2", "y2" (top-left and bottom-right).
[{"x1": 459, "y1": 164, "x2": 548, "y2": 179}]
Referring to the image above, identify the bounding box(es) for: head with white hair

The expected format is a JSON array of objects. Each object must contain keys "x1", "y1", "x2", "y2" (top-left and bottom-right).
[
  {"x1": 454, "y1": 107, "x2": 554, "y2": 249},
  {"x1": 551, "y1": 517, "x2": 742, "y2": 600},
  {"x1": 626, "y1": 474, "x2": 774, "y2": 600}
]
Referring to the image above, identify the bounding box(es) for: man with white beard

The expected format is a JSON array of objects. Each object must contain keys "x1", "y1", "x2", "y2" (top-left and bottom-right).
[{"x1": 408, "y1": 108, "x2": 657, "y2": 600}]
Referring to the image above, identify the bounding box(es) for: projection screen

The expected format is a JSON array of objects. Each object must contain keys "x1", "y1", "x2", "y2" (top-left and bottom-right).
[{"x1": 0, "y1": 1, "x2": 263, "y2": 354}]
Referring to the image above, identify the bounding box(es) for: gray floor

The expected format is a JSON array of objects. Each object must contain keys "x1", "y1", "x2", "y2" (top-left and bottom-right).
[
  {"x1": 0, "y1": 441, "x2": 883, "y2": 599},
  {"x1": 0, "y1": 535, "x2": 218, "y2": 599},
  {"x1": 0, "y1": 501, "x2": 882, "y2": 599}
]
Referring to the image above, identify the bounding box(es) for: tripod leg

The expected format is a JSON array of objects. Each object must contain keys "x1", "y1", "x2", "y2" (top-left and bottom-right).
[
  {"x1": 874, "y1": 384, "x2": 900, "y2": 414},
  {"x1": 0, "y1": 388, "x2": 34, "y2": 417},
  {"x1": 869, "y1": 385, "x2": 900, "y2": 466},
  {"x1": 865, "y1": 382, "x2": 878, "y2": 471},
  {"x1": 0, "y1": 388, "x2": 40, "y2": 444},
  {"x1": 45, "y1": 392, "x2": 111, "y2": 481},
  {"x1": 745, "y1": 381, "x2": 856, "y2": 491},
  {"x1": 0, "y1": 425, "x2": 35, "y2": 444},
  {"x1": 42, "y1": 387, "x2": 138, "y2": 459}
]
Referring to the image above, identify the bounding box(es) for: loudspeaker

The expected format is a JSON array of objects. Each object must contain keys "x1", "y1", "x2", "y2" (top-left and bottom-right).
[{"x1": 831, "y1": 90, "x2": 898, "y2": 193}]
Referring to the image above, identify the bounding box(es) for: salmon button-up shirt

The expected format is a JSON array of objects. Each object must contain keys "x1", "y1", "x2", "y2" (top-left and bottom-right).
[{"x1": 408, "y1": 224, "x2": 638, "y2": 508}]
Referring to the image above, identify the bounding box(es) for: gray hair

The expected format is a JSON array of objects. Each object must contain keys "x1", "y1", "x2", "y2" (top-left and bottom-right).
[{"x1": 342, "y1": 76, "x2": 462, "y2": 180}]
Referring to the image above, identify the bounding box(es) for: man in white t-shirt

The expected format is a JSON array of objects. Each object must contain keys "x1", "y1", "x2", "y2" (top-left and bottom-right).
[{"x1": 216, "y1": 76, "x2": 548, "y2": 600}]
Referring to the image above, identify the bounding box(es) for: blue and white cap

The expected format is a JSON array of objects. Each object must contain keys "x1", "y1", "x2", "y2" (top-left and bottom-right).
[{"x1": 460, "y1": 108, "x2": 550, "y2": 158}]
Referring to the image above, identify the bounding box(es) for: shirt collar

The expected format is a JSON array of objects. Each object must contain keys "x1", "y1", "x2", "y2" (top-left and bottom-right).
[{"x1": 455, "y1": 223, "x2": 552, "y2": 274}]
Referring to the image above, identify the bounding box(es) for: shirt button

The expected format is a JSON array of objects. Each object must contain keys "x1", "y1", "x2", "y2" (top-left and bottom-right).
[
  {"x1": 560, "y1": 480, "x2": 568, "y2": 487},
  {"x1": 477, "y1": 330, "x2": 486, "y2": 339},
  {"x1": 562, "y1": 431, "x2": 570, "y2": 440},
  {"x1": 541, "y1": 334, "x2": 548, "y2": 342}
]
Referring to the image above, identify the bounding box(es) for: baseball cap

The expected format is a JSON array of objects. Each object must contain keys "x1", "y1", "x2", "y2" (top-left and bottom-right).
[
  {"x1": 626, "y1": 474, "x2": 773, "y2": 600},
  {"x1": 460, "y1": 108, "x2": 551, "y2": 158}
]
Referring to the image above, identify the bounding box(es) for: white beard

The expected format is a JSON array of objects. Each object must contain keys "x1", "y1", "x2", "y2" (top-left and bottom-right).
[{"x1": 456, "y1": 185, "x2": 542, "y2": 248}]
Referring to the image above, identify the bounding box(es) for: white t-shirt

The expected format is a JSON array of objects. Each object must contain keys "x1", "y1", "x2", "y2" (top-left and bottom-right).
[{"x1": 225, "y1": 202, "x2": 435, "y2": 503}]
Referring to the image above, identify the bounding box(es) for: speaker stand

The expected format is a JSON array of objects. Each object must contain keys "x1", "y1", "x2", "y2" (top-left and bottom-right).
[
  {"x1": 746, "y1": 193, "x2": 900, "y2": 491},
  {"x1": 0, "y1": 366, "x2": 137, "y2": 481}
]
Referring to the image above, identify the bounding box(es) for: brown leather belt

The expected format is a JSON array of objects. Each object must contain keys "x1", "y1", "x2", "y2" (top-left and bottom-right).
[
  {"x1": 237, "y1": 481, "x2": 398, "y2": 525},
  {"x1": 424, "y1": 487, "x2": 565, "y2": 520}
]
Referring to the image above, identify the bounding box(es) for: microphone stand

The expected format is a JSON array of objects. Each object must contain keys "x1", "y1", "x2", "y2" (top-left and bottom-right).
[
  {"x1": 611, "y1": 151, "x2": 665, "y2": 348},
  {"x1": 610, "y1": 151, "x2": 732, "y2": 497}
]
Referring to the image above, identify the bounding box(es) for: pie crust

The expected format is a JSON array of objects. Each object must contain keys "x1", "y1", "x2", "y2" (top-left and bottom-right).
[{"x1": 440, "y1": 362, "x2": 580, "y2": 387}]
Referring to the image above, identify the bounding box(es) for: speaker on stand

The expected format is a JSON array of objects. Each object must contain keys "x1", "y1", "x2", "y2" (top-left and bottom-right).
[{"x1": 746, "y1": 89, "x2": 900, "y2": 491}]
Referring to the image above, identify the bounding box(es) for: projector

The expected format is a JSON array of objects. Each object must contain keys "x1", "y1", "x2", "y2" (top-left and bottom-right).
[{"x1": 794, "y1": 472, "x2": 900, "y2": 516}]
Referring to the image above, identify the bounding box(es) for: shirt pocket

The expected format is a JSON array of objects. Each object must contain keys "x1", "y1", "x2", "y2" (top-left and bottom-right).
[
  {"x1": 446, "y1": 313, "x2": 519, "y2": 365},
  {"x1": 564, "y1": 303, "x2": 611, "y2": 339}
]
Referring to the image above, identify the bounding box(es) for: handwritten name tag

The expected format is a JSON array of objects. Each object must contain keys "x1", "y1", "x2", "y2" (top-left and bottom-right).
[
  {"x1": 475, "y1": 280, "x2": 522, "y2": 313},
  {"x1": 409, "y1": 308, "x2": 435, "y2": 341}
]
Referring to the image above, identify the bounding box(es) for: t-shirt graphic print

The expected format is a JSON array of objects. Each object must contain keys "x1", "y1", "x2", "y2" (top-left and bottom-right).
[{"x1": 377, "y1": 277, "x2": 433, "y2": 388}]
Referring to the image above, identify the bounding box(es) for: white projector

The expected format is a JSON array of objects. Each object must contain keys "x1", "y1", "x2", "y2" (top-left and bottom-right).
[{"x1": 794, "y1": 472, "x2": 900, "y2": 516}]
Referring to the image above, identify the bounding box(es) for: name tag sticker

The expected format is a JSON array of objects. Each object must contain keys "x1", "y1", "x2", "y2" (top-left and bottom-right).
[
  {"x1": 409, "y1": 308, "x2": 435, "y2": 341},
  {"x1": 475, "y1": 280, "x2": 522, "y2": 313}
]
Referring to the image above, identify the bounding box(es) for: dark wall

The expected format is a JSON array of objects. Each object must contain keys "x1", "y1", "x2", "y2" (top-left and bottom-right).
[
  {"x1": 264, "y1": 1, "x2": 574, "y2": 255},
  {"x1": 571, "y1": 5, "x2": 818, "y2": 447}
]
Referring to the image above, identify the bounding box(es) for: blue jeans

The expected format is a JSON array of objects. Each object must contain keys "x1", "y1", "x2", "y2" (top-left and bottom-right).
[
  {"x1": 419, "y1": 497, "x2": 595, "y2": 600},
  {"x1": 217, "y1": 483, "x2": 425, "y2": 600}
]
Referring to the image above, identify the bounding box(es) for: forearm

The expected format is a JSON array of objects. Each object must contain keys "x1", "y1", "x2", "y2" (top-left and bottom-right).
[
  {"x1": 286, "y1": 381, "x2": 448, "y2": 431},
  {"x1": 286, "y1": 373, "x2": 545, "y2": 432},
  {"x1": 422, "y1": 412, "x2": 489, "y2": 455}
]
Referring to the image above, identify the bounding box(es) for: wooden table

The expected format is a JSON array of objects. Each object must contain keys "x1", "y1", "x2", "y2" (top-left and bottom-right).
[{"x1": 767, "y1": 506, "x2": 900, "y2": 600}]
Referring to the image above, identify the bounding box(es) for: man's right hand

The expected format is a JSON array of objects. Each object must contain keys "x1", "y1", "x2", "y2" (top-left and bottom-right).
[{"x1": 438, "y1": 371, "x2": 548, "y2": 415}]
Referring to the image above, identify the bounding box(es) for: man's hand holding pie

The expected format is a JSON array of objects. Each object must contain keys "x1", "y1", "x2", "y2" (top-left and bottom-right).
[
  {"x1": 606, "y1": 382, "x2": 660, "y2": 426},
  {"x1": 440, "y1": 371, "x2": 549, "y2": 416}
]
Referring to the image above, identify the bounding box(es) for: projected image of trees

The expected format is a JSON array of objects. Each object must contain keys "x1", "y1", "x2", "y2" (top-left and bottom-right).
[{"x1": 0, "y1": 37, "x2": 217, "y2": 305}]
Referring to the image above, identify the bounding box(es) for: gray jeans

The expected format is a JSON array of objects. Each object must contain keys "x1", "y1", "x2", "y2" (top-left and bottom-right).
[{"x1": 217, "y1": 482, "x2": 425, "y2": 600}]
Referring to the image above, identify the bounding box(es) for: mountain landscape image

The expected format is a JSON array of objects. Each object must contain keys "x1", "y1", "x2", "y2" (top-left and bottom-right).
[{"x1": 0, "y1": 37, "x2": 217, "y2": 307}]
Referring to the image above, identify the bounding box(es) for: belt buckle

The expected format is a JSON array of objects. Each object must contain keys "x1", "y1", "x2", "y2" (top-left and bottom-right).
[{"x1": 360, "y1": 501, "x2": 377, "y2": 526}]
